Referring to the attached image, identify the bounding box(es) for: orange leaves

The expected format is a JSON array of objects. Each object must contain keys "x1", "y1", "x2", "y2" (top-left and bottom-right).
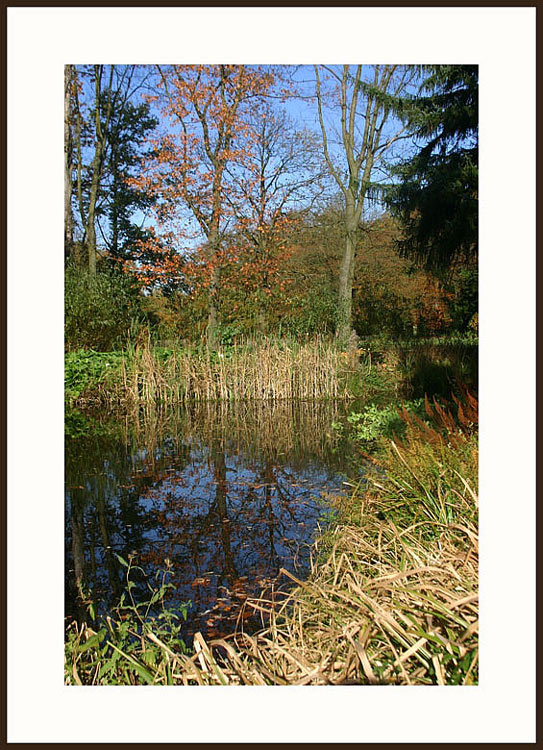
[
  {"x1": 121, "y1": 235, "x2": 184, "y2": 289},
  {"x1": 122, "y1": 66, "x2": 308, "y2": 303},
  {"x1": 132, "y1": 65, "x2": 280, "y2": 293}
]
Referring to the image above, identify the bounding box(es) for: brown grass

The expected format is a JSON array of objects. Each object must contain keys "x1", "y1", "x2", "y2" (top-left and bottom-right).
[
  {"x1": 145, "y1": 496, "x2": 477, "y2": 686},
  {"x1": 109, "y1": 338, "x2": 351, "y2": 404}
]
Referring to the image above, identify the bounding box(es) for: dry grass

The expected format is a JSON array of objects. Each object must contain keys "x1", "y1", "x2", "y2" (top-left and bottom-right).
[
  {"x1": 149, "y1": 490, "x2": 477, "y2": 685},
  {"x1": 109, "y1": 337, "x2": 351, "y2": 404},
  {"x1": 67, "y1": 508, "x2": 477, "y2": 686}
]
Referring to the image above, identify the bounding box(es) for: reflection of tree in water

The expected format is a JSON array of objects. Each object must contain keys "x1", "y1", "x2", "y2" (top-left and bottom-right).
[
  {"x1": 65, "y1": 414, "x2": 192, "y2": 620},
  {"x1": 140, "y1": 443, "x2": 340, "y2": 639},
  {"x1": 65, "y1": 401, "x2": 355, "y2": 639},
  {"x1": 213, "y1": 442, "x2": 237, "y2": 583}
]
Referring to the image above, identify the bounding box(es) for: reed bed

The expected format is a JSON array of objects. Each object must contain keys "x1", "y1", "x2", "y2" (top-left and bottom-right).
[
  {"x1": 66, "y1": 393, "x2": 478, "y2": 686},
  {"x1": 101, "y1": 338, "x2": 350, "y2": 405}
]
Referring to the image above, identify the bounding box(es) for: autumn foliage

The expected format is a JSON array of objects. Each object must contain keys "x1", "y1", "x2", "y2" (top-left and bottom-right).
[{"x1": 65, "y1": 64, "x2": 477, "y2": 347}]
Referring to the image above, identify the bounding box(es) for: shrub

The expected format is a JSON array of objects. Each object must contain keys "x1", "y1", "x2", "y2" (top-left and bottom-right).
[
  {"x1": 339, "y1": 399, "x2": 425, "y2": 444},
  {"x1": 65, "y1": 350, "x2": 124, "y2": 404},
  {"x1": 65, "y1": 263, "x2": 143, "y2": 351}
]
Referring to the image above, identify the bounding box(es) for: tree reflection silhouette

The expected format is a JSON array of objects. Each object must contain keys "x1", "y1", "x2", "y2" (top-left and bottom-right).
[{"x1": 65, "y1": 401, "x2": 354, "y2": 639}]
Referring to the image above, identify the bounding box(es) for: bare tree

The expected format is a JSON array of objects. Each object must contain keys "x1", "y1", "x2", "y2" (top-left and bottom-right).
[
  {"x1": 314, "y1": 65, "x2": 413, "y2": 345},
  {"x1": 64, "y1": 65, "x2": 74, "y2": 259},
  {"x1": 226, "y1": 103, "x2": 324, "y2": 331}
]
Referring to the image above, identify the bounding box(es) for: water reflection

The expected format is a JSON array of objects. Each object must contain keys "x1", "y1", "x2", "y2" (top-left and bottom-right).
[{"x1": 65, "y1": 401, "x2": 360, "y2": 641}]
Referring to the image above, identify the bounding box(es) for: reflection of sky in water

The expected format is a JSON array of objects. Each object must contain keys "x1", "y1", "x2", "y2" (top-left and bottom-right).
[{"x1": 66, "y1": 405, "x2": 360, "y2": 642}]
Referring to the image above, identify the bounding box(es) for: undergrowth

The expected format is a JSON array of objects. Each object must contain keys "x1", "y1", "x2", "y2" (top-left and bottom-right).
[{"x1": 65, "y1": 556, "x2": 191, "y2": 686}]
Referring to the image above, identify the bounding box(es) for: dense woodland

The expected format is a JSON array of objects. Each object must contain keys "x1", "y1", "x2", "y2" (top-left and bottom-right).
[{"x1": 64, "y1": 64, "x2": 478, "y2": 352}]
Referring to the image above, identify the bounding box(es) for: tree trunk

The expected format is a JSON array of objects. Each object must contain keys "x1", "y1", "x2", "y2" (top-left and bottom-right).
[
  {"x1": 74, "y1": 75, "x2": 86, "y2": 249},
  {"x1": 206, "y1": 230, "x2": 220, "y2": 348},
  {"x1": 111, "y1": 176, "x2": 119, "y2": 258},
  {"x1": 206, "y1": 182, "x2": 222, "y2": 348},
  {"x1": 336, "y1": 199, "x2": 358, "y2": 347},
  {"x1": 207, "y1": 280, "x2": 219, "y2": 348},
  {"x1": 257, "y1": 235, "x2": 268, "y2": 334},
  {"x1": 87, "y1": 149, "x2": 101, "y2": 275},
  {"x1": 64, "y1": 66, "x2": 74, "y2": 260},
  {"x1": 87, "y1": 65, "x2": 114, "y2": 275}
]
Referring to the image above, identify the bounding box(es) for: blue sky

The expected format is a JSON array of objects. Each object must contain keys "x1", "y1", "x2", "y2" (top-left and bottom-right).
[{"x1": 74, "y1": 63, "x2": 426, "y2": 253}]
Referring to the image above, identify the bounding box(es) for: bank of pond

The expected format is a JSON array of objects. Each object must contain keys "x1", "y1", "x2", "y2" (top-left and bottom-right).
[
  {"x1": 65, "y1": 338, "x2": 478, "y2": 685},
  {"x1": 65, "y1": 334, "x2": 478, "y2": 407}
]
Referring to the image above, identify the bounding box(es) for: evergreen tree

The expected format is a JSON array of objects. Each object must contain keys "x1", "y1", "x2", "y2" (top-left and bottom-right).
[
  {"x1": 95, "y1": 95, "x2": 158, "y2": 263},
  {"x1": 386, "y1": 65, "x2": 478, "y2": 271}
]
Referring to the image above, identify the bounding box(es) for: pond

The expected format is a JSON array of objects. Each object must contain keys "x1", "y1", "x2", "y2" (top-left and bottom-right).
[{"x1": 65, "y1": 400, "x2": 365, "y2": 643}]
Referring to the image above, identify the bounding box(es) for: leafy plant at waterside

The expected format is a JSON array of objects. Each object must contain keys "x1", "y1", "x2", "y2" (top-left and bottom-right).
[
  {"x1": 337, "y1": 399, "x2": 426, "y2": 444},
  {"x1": 65, "y1": 555, "x2": 191, "y2": 686},
  {"x1": 65, "y1": 350, "x2": 124, "y2": 404}
]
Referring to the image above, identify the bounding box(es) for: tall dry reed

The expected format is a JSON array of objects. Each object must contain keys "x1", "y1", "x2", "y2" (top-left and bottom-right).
[{"x1": 118, "y1": 338, "x2": 350, "y2": 404}]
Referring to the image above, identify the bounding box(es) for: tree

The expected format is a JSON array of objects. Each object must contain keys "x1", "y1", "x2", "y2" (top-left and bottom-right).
[
  {"x1": 138, "y1": 64, "x2": 275, "y2": 346},
  {"x1": 386, "y1": 65, "x2": 478, "y2": 271},
  {"x1": 95, "y1": 98, "x2": 157, "y2": 262},
  {"x1": 314, "y1": 65, "x2": 415, "y2": 346},
  {"x1": 225, "y1": 102, "x2": 323, "y2": 331},
  {"x1": 64, "y1": 65, "x2": 75, "y2": 259},
  {"x1": 68, "y1": 65, "x2": 153, "y2": 274},
  {"x1": 87, "y1": 65, "x2": 116, "y2": 274}
]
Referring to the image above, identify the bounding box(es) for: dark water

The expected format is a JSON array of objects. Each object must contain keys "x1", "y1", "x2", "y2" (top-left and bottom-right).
[{"x1": 65, "y1": 400, "x2": 363, "y2": 642}]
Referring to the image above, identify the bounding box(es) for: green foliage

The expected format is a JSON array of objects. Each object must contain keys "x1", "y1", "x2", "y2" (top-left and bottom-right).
[
  {"x1": 386, "y1": 65, "x2": 478, "y2": 271},
  {"x1": 65, "y1": 263, "x2": 143, "y2": 351},
  {"x1": 447, "y1": 268, "x2": 478, "y2": 332},
  {"x1": 65, "y1": 350, "x2": 123, "y2": 403},
  {"x1": 288, "y1": 284, "x2": 338, "y2": 336},
  {"x1": 339, "y1": 399, "x2": 425, "y2": 443},
  {"x1": 65, "y1": 555, "x2": 191, "y2": 686},
  {"x1": 97, "y1": 97, "x2": 158, "y2": 261},
  {"x1": 354, "y1": 286, "x2": 415, "y2": 338},
  {"x1": 216, "y1": 321, "x2": 245, "y2": 347},
  {"x1": 140, "y1": 293, "x2": 186, "y2": 344}
]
